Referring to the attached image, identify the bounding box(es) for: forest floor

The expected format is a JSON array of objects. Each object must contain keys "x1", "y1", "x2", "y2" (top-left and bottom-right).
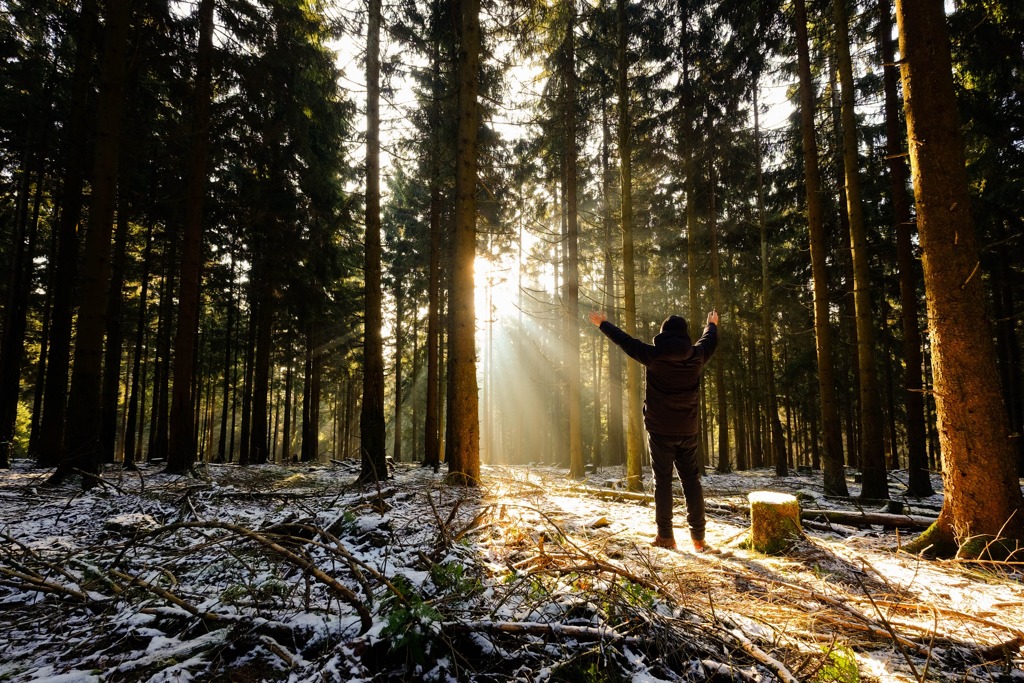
[{"x1": 0, "y1": 458, "x2": 1022, "y2": 682}]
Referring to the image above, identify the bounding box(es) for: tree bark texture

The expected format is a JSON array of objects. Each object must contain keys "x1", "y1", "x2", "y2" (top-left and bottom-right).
[
  {"x1": 895, "y1": 0, "x2": 1024, "y2": 548},
  {"x1": 55, "y1": 0, "x2": 131, "y2": 485},
  {"x1": 360, "y1": 0, "x2": 387, "y2": 482},
  {"x1": 794, "y1": 0, "x2": 848, "y2": 497},
  {"x1": 168, "y1": 0, "x2": 215, "y2": 473},
  {"x1": 36, "y1": 0, "x2": 98, "y2": 466},
  {"x1": 445, "y1": 0, "x2": 481, "y2": 485},
  {"x1": 424, "y1": 20, "x2": 443, "y2": 470}
]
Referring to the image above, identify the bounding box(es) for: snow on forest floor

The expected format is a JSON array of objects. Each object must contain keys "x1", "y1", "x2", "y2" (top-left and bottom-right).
[{"x1": 0, "y1": 459, "x2": 1022, "y2": 682}]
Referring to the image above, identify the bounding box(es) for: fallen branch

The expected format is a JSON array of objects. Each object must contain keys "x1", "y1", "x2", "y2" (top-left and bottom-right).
[
  {"x1": 862, "y1": 599, "x2": 1024, "y2": 639},
  {"x1": 721, "y1": 568, "x2": 931, "y2": 656},
  {"x1": 110, "y1": 569, "x2": 228, "y2": 623},
  {"x1": 136, "y1": 521, "x2": 373, "y2": 633},
  {"x1": 802, "y1": 509, "x2": 937, "y2": 529},
  {"x1": 720, "y1": 623, "x2": 800, "y2": 683},
  {"x1": 441, "y1": 619, "x2": 638, "y2": 644}
]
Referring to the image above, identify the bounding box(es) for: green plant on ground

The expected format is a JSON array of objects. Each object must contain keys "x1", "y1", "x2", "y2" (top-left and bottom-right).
[
  {"x1": 380, "y1": 575, "x2": 442, "y2": 666},
  {"x1": 429, "y1": 560, "x2": 481, "y2": 597},
  {"x1": 814, "y1": 643, "x2": 859, "y2": 683}
]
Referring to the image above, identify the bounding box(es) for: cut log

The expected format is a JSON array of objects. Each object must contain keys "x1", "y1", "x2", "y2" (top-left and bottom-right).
[
  {"x1": 748, "y1": 491, "x2": 802, "y2": 554},
  {"x1": 801, "y1": 509, "x2": 936, "y2": 529}
]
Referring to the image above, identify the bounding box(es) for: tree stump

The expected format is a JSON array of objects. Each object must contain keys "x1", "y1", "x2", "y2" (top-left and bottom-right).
[{"x1": 748, "y1": 491, "x2": 803, "y2": 554}]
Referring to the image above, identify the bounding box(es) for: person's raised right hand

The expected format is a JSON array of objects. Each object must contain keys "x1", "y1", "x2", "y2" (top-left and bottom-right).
[{"x1": 589, "y1": 311, "x2": 607, "y2": 326}]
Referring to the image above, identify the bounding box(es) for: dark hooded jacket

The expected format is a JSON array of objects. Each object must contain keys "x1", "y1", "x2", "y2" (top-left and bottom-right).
[{"x1": 599, "y1": 318, "x2": 717, "y2": 436}]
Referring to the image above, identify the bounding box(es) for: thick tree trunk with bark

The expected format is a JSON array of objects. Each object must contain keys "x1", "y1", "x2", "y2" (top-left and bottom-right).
[
  {"x1": 360, "y1": 0, "x2": 387, "y2": 482},
  {"x1": 896, "y1": 0, "x2": 1024, "y2": 553},
  {"x1": 445, "y1": 0, "x2": 481, "y2": 485},
  {"x1": 36, "y1": 0, "x2": 98, "y2": 466},
  {"x1": 249, "y1": 280, "x2": 272, "y2": 465},
  {"x1": 54, "y1": 0, "x2": 130, "y2": 485},
  {"x1": 423, "y1": 21, "x2": 443, "y2": 471},
  {"x1": 794, "y1": 0, "x2": 848, "y2": 496},
  {"x1": 168, "y1": 0, "x2": 215, "y2": 474},
  {"x1": 617, "y1": 0, "x2": 644, "y2": 491}
]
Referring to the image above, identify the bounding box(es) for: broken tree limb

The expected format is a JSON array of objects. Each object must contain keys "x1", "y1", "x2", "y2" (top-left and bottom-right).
[
  {"x1": 135, "y1": 521, "x2": 373, "y2": 634},
  {"x1": 441, "y1": 619, "x2": 638, "y2": 644},
  {"x1": 718, "y1": 622, "x2": 800, "y2": 683}
]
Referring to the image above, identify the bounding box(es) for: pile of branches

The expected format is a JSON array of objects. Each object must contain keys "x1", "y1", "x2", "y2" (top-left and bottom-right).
[
  {"x1": 2, "y1": 463, "x2": 1021, "y2": 681},
  {"x1": 0, "y1": 466, "x2": 785, "y2": 681}
]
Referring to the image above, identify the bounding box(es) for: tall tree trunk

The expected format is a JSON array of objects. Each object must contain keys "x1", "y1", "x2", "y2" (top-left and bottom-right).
[
  {"x1": 168, "y1": 0, "x2": 215, "y2": 474},
  {"x1": 149, "y1": 233, "x2": 177, "y2": 463},
  {"x1": 992, "y1": 220, "x2": 1024, "y2": 477},
  {"x1": 682, "y1": 30, "x2": 707, "y2": 475},
  {"x1": 0, "y1": 144, "x2": 38, "y2": 466},
  {"x1": 617, "y1": 0, "x2": 644, "y2": 491},
  {"x1": 833, "y1": 0, "x2": 887, "y2": 499},
  {"x1": 302, "y1": 322, "x2": 321, "y2": 463},
  {"x1": 424, "y1": 141, "x2": 442, "y2": 470},
  {"x1": 99, "y1": 199, "x2": 130, "y2": 463},
  {"x1": 360, "y1": 0, "x2": 387, "y2": 482},
  {"x1": 123, "y1": 223, "x2": 153, "y2": 467},
  {"x1": 217, "y1": 249, "x2": 236, "y2": 463},
  {"x1": 710, "y1": 168, "x2": 729, "y2": 473},
  {"x1": 423, "y1": 3, "x2": 443, "y2": 471},
  {"x1": 37, "y1": 0, "x2": 98, "y2": 466},
  {"x1": 54, "y1": 0, "x2": 130, "y2": 485},
  {"x1": 445, "y1": 0, "x2": 482, "y2": 485},
  {"x1": 412, "y1": 304, "x2": 420, "y2": 458},
  {"x1": 394, "y1": 285, "x2": 404, "y2": 463},
  {"x1": 794, "y1": 0, "x2": 848, "y2": 496},
  {"x1": 238, "y1": 288, "x2": 256, "y2": 465},
  {"x1": 896, "y1": 0, "x2": 1024, "y2": 552},
  {"x1": 754, "y1": 84, "x2": 788, "y2": 476},
  {"x1": 601, "y1": 83, "x2": 625, "y2": 467},
  {"x1": 564, "y1": 5, "x2": 583, "y2": 479},
  {"x1": 282, "y1": 333, "x2": 294, "y2": 461},
  {"x1": 880, "y1": 0, "x2": 932, "y2": 496},
  {"x1": 249, "y1": 269, "x2": 273, "y2": 465},
  {"x1": 28, "y1": 222, "x2": 57, "y2": 457}
]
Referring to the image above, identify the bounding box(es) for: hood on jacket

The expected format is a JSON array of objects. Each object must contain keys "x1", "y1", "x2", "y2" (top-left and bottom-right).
[
  {"x1": 653, "y1": 326, "x2": 694, "y2": 360},
  {"x1": 660, "y1": 315, "x2": 688, "y2": 335}
]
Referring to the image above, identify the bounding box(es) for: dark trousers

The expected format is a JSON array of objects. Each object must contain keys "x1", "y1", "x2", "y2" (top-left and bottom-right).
[{"x1": 648, "y1": 432, "x2": 705, "y2": 541}]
